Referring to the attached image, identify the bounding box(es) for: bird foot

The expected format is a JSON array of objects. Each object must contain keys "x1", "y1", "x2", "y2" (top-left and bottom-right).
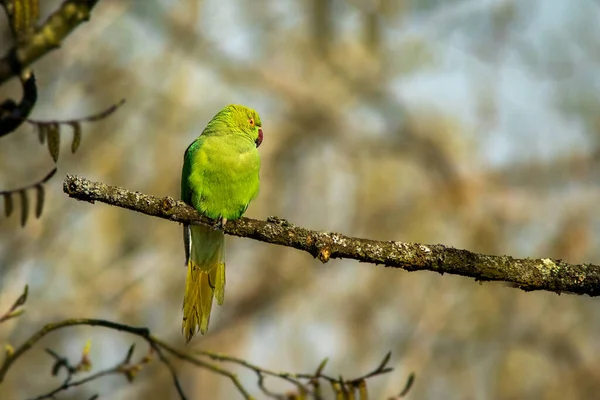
[{"x1": 213, "y1": 216, "x2": 227, "y2": 230}]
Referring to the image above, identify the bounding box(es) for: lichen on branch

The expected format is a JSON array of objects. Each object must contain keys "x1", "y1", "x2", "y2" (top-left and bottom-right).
[{"x1": 63, "y1": 175, "x2": 600, "y2": 296}]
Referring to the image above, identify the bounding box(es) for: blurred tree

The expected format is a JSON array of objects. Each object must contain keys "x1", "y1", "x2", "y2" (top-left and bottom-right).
[{"x1": 2, "y1": 0, "x2": 600, "y2": 399}]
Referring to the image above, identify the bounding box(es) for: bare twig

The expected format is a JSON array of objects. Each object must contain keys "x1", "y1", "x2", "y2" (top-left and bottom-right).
[
  {"x1": 29, "y1": 368, "x2": 119, "y2": 400},
  {"x1": 25, "y1": 99, "x2": 126, "y2": 160},
  {"x1": 150, "y1": 338, "x2": 252, "y2": 399},
  {"x1": 0, "y1": 168, "x2": 56, "y2": 196},
  {"x1": 195, "y1": 349, "x2": 408, "y2": 399},
  {"x1": 27, "y1": 341, "x2": 152, "y2": 400},
  {"x1": 26, "y1": 98, "x2": 126, "y2": 126},
  {"x1": 0, "y1": 318, "x2": 240, "y2": 399},
  {"x1": 0, "y1": 319, "x2": 149, "y2": 383},
  {"x1": 149, "y1": 345, "x2": 187, "y2": 400},
  {"x1": 63, "y1": 175, "x2": 600, "y2": 296},
  {"x1": 0, "y1": 316, "x2": 405, "y2": 399},
  {"x1": 197, "y1": 350, "x2": 309, "y2": 399},
  {"x1": 0, "y1": 285, "x2": 28, "y2": 323}
]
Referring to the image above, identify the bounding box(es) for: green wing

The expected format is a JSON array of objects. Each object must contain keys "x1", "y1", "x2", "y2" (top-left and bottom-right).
[
  {"x1": 181, "y1": 140, "x2": 200, "y2": 205},
  {"x1": 181, "y1": 139, "x2": 201, "y2": 266}
]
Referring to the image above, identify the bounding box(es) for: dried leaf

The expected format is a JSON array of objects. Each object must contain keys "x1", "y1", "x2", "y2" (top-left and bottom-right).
[
  {"x1": 3, "y1": 192, "x2": 14, "y2": 217},
  {"x1": 331, "y1": 382, "x2": 344, "y2": 400},
  {"x1": 13, "y1": 0, "x2": 39, "y2": 34},
  {"x1": 70, "y1": 121, "x2": 82, "y2": 153},
  {"x1": 46, "y1": 123, "x2": 60, "y2": 162},
  {"x1": 22, "y1": 0, "x2": 32, "y2": 32},
  {"x1": 13, "y1": 0, "x2": 23, "y2": 33},
  {"x1": 348, "y1": 387, "x2": 356, "y2": 400},
  {"x1": 0, "y1": 169, "x2": 55, "y2": 224},
  {"x1": 357, "y1": 380, "x2": 368, "y2": 400},
  {"x1": 34, "y1": 184, "x2": 44, "y2": 218},
  {"x1": 28, "y1": 0, "x2": 40, "y2": 28},
  {"x1": 18, "y1": 190, "x2": 28, "y2": 226},
  {"x1": 11, "y1": 0, "x2": 39, "y2": 36},
  {"x1": 37, "y1": 123, "x2": 46, "y2": 144}
]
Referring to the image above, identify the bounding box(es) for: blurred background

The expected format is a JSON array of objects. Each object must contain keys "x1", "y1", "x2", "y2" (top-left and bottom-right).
[{"x1": 1, "y1": 0, "x2": 600, "y2": 398}]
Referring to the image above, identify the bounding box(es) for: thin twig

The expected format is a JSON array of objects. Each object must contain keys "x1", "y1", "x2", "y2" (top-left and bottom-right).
[
  {"x1": 27, "y1": 367, "x2": 121, "y2": 400},
  {"x1": 0, "y1": 318, "x2": 150, "y2": 382},
  {"x1": 0, "y1": 168, "x2": 56, "y2": 195},
  {"x1": 25, "y1": 99, "x2": 126, "y2": 125},
  {"x1": 149, "y1": 343, "x2": 187, "y2": 400},
  {"x1": 198, "y1": 350, "x2": 308, "y2": 398},
  {"x1": 151, "y1": 338, "x2": 254, "y2": 399},
  {"x1": 194, "y1": 350, "x2": 407, "y2": 399},
  {"x1": 0, "y1": 316, "x2": 407, "y2": 399},
  {"x1": 0, "y1": 285, "x2": 28, "y2": 324},
  {"x1": 0, "y1": 318, "x2": 250, "y2": 399},
  {"x1": 28, "y1": 341, "x2": 154, "y2": 400}
]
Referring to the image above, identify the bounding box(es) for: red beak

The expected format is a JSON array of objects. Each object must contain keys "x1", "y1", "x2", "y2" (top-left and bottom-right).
[{"x1": 256, "y1": 128, "x2": 263, "y2": 147}]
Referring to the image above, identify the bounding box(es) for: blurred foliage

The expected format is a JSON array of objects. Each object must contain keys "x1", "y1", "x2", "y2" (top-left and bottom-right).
[
  {"x1": 1, "y1": 0, "x2": 600, "y2": 399},
  {"x1": 1, "y1": 0, "x2": 39, "y2": 38}
]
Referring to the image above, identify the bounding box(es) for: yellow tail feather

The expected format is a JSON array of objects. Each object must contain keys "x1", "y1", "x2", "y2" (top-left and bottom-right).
[{"x1": 182, "y1": 225, "x2": 225, "y2": 343}]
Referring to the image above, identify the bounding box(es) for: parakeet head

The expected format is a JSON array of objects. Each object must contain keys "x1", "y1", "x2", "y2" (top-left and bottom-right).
[{"x1": 207, "y1": 104, "x2": 263, "y2": 148}]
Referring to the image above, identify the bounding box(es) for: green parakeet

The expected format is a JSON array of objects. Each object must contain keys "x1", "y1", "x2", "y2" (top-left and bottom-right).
[{"x1": 180, "y1": 104, "x2": 263, "y2": 342}]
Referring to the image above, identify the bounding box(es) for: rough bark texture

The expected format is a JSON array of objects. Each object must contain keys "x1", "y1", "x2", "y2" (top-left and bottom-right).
[
  {"x1": 63, "y1": 175, "x2": 600, "y2": 296},
  {"x1": 0, "y1": 0, "x2": 100, "y2": 85}
]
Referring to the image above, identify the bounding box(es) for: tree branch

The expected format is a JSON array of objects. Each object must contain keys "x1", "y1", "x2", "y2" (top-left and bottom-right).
[
  {"x1": 0, "y1": 316, "x2": 404, "y2": 399},
  {"x1": 62, "y1": 175, "x2": 600, "y2": 296},
  {"x1": 0, "y1": 71, "x2": 37, "y2": 137},
  {"x1": 28, "y1": 343, "x2": 154, "y2": 400},
  {"x1": 0, "y1": 0, "x2": 100, "y2": 85},
  {"x1": 0, "y1": 318, "x2": 208, "y2": 399}
]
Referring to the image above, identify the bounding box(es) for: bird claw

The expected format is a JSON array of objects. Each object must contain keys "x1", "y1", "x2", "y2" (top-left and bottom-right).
[{"x1": 213, "y1": 216, "x2": 227, "y2": 230}]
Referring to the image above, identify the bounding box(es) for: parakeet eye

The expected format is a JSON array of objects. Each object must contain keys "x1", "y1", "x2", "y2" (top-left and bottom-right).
[{"x1": 249, "y1": 118, "x2": 255, "y2": 126}]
